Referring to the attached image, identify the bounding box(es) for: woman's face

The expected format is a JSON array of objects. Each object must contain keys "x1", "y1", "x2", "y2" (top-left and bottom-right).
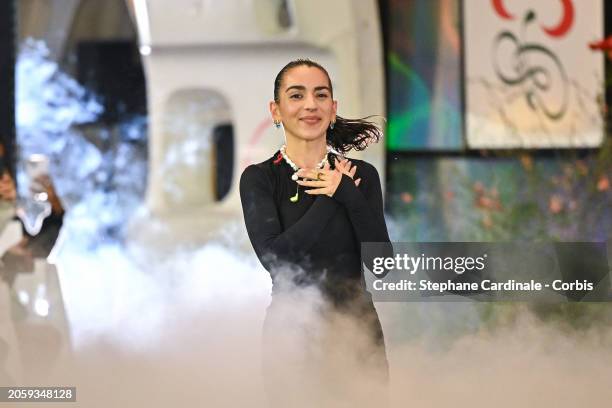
[{"x1": 270, "y1": 65, "x2": 337, "y2": 143}]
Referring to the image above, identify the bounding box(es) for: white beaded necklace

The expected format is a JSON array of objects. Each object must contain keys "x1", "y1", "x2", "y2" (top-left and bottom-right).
[{"x1": 279, "y1": 144, "x2": 332, "y2": 202}]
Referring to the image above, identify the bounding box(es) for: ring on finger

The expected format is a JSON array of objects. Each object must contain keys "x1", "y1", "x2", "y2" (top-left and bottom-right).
[{"x1": 316, "y1": 172, "x2": 324, "y2": 181}]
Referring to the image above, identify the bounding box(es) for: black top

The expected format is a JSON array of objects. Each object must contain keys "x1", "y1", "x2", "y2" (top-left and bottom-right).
[{"x1": 239, "y1": 150, "x2": 390, "y2": 303}]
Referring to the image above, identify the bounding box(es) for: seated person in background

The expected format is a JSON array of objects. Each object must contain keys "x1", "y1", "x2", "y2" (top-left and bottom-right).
[
  {"x1": 1, "y1": 174, "x2": 64, "y2": 285},
  {"x1": 0, "y1": 169, "x2": 66, "y2": 383}
]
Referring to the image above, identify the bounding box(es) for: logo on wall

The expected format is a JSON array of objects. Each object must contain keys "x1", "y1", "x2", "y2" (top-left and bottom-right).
[
  {"x1": 464, "y1": 0, "x2": 603, "y2": 148},
  {"x1": 492, "y1": 0, "x2": 574, "y2": 38}
]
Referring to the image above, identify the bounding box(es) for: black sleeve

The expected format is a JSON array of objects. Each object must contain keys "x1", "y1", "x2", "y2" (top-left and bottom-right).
[
  {"x1": 331, "y1": 161, "x2": 390, "y2": 244},
  {"x1": 331, "y1": 161, "x2": 392, "y2": 278},
  {"x1": 239, "y1": 165, "x2": 340, "y2": 271}
]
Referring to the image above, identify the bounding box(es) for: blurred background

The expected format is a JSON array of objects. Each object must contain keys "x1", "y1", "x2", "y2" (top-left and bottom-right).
[{"x1": 0, "y1": 0, "x2": 611, "y2": 406}]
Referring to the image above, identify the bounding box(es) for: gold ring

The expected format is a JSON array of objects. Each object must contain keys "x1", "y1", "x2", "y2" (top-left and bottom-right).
[{"x1": 316, "y1": 172, "x2": 324, "y2": 181}]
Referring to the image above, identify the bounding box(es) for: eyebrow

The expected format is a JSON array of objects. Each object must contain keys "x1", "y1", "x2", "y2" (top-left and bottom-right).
[{"x1": 285, "y1": 85, "x2": 331, "y2": 93}]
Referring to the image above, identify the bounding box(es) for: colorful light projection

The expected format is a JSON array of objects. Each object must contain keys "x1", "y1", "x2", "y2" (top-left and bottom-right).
[{"x1": 385, "y1": 0, "x2": 463, "y2": 150}]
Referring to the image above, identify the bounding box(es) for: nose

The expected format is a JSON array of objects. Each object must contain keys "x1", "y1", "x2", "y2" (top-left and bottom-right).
[{"x1": 304, "y1": 93, "x2": 317, "y2": 111}]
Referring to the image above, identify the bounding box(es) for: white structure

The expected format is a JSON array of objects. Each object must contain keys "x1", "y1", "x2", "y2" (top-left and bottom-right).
[{"x1": 130, "y1": 0, "x2": 386, "y2": 244}]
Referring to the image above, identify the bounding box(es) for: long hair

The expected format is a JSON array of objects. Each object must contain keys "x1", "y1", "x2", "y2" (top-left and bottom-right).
[{"x1": 273, "y1": 59, "x2": 382, "y2": 155}]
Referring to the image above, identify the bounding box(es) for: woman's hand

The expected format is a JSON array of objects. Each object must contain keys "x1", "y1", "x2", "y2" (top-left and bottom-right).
[
  {"x1": 296, "y1": 158, "x2": 362, "y2": 197},
  {"x1": 296, "y1": 162, "x2": 343, "y2": 197},
  {"x1": 335, "y1": 158, "x2": 361, "y2": 187}
]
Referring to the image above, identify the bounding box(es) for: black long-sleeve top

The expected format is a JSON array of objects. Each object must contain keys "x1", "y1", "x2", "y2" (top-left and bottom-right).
[{"x1": 239, "y1": 150, "x2": 390, "y2": 302}]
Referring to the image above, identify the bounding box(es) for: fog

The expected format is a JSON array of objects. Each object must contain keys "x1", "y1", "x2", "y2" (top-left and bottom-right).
[{"x1": 11, "y1": 235, "x2": 612, "y2": 407}]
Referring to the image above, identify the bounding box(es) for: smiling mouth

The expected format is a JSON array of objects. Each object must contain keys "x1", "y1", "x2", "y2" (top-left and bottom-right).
[{"x1": 300, "y1": 117, "x2": 321, "y2": 124}]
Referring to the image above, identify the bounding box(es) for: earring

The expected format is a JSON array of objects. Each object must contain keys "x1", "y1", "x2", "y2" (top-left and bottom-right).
[
  {"x1": 274, "y1": 120, "x2": 281, "y2": 129},
  {"x1": 330, "y1": 121, "x2": 335, "y2": 130}
]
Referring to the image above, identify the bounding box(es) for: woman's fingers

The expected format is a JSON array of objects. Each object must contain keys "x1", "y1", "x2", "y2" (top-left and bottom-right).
[
  {"x1": 296, "y1": 179, "x2": 327, "y2": 187},
  {"x1": 297, "y1": 168, "x2": 328, "y2": 180},
  {"x1": 342, "y1": 161, "x2": 356, "y2": 177},
  {"x1": 339, "y1": 158, "x2": 350, "y2": 168},
  {"x1": 334, "y1": 157, "x2": 345, "y2": 171},
  {"x1": 295, "y1": 159, "x2": 347, "y2": 197},
  {"x1": 304, "y1": 187, "x2": 330, "y2": 196},
  {"x1": 334, "y1": 157, "x2": 357, "y2": 178},
  {"x1": 355, "y1": 178, "x2": 361, "y2": 187}
]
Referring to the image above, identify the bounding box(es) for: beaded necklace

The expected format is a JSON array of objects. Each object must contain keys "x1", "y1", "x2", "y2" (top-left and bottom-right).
[{"x1": 279, "y1": 144, "x2": 332, "y2": 202}]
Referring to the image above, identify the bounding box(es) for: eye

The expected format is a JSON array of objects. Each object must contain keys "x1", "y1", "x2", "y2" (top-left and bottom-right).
[
  {"x1": 316, "y1": 93, "x2": 329, "y2": 98},
  {"x1": 289, "y1": 94, "x2": 303, "y2": 99}
]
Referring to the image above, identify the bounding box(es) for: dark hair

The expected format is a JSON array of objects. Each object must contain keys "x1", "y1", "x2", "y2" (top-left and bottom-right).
[{"x1": 273, "y1": 59, "x2": 382, "y2": 155}]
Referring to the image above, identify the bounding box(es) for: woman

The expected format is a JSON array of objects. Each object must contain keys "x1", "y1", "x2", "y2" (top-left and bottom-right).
[{"x1": 240, "y1": 59, "x2": 390, "y2": 406}]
